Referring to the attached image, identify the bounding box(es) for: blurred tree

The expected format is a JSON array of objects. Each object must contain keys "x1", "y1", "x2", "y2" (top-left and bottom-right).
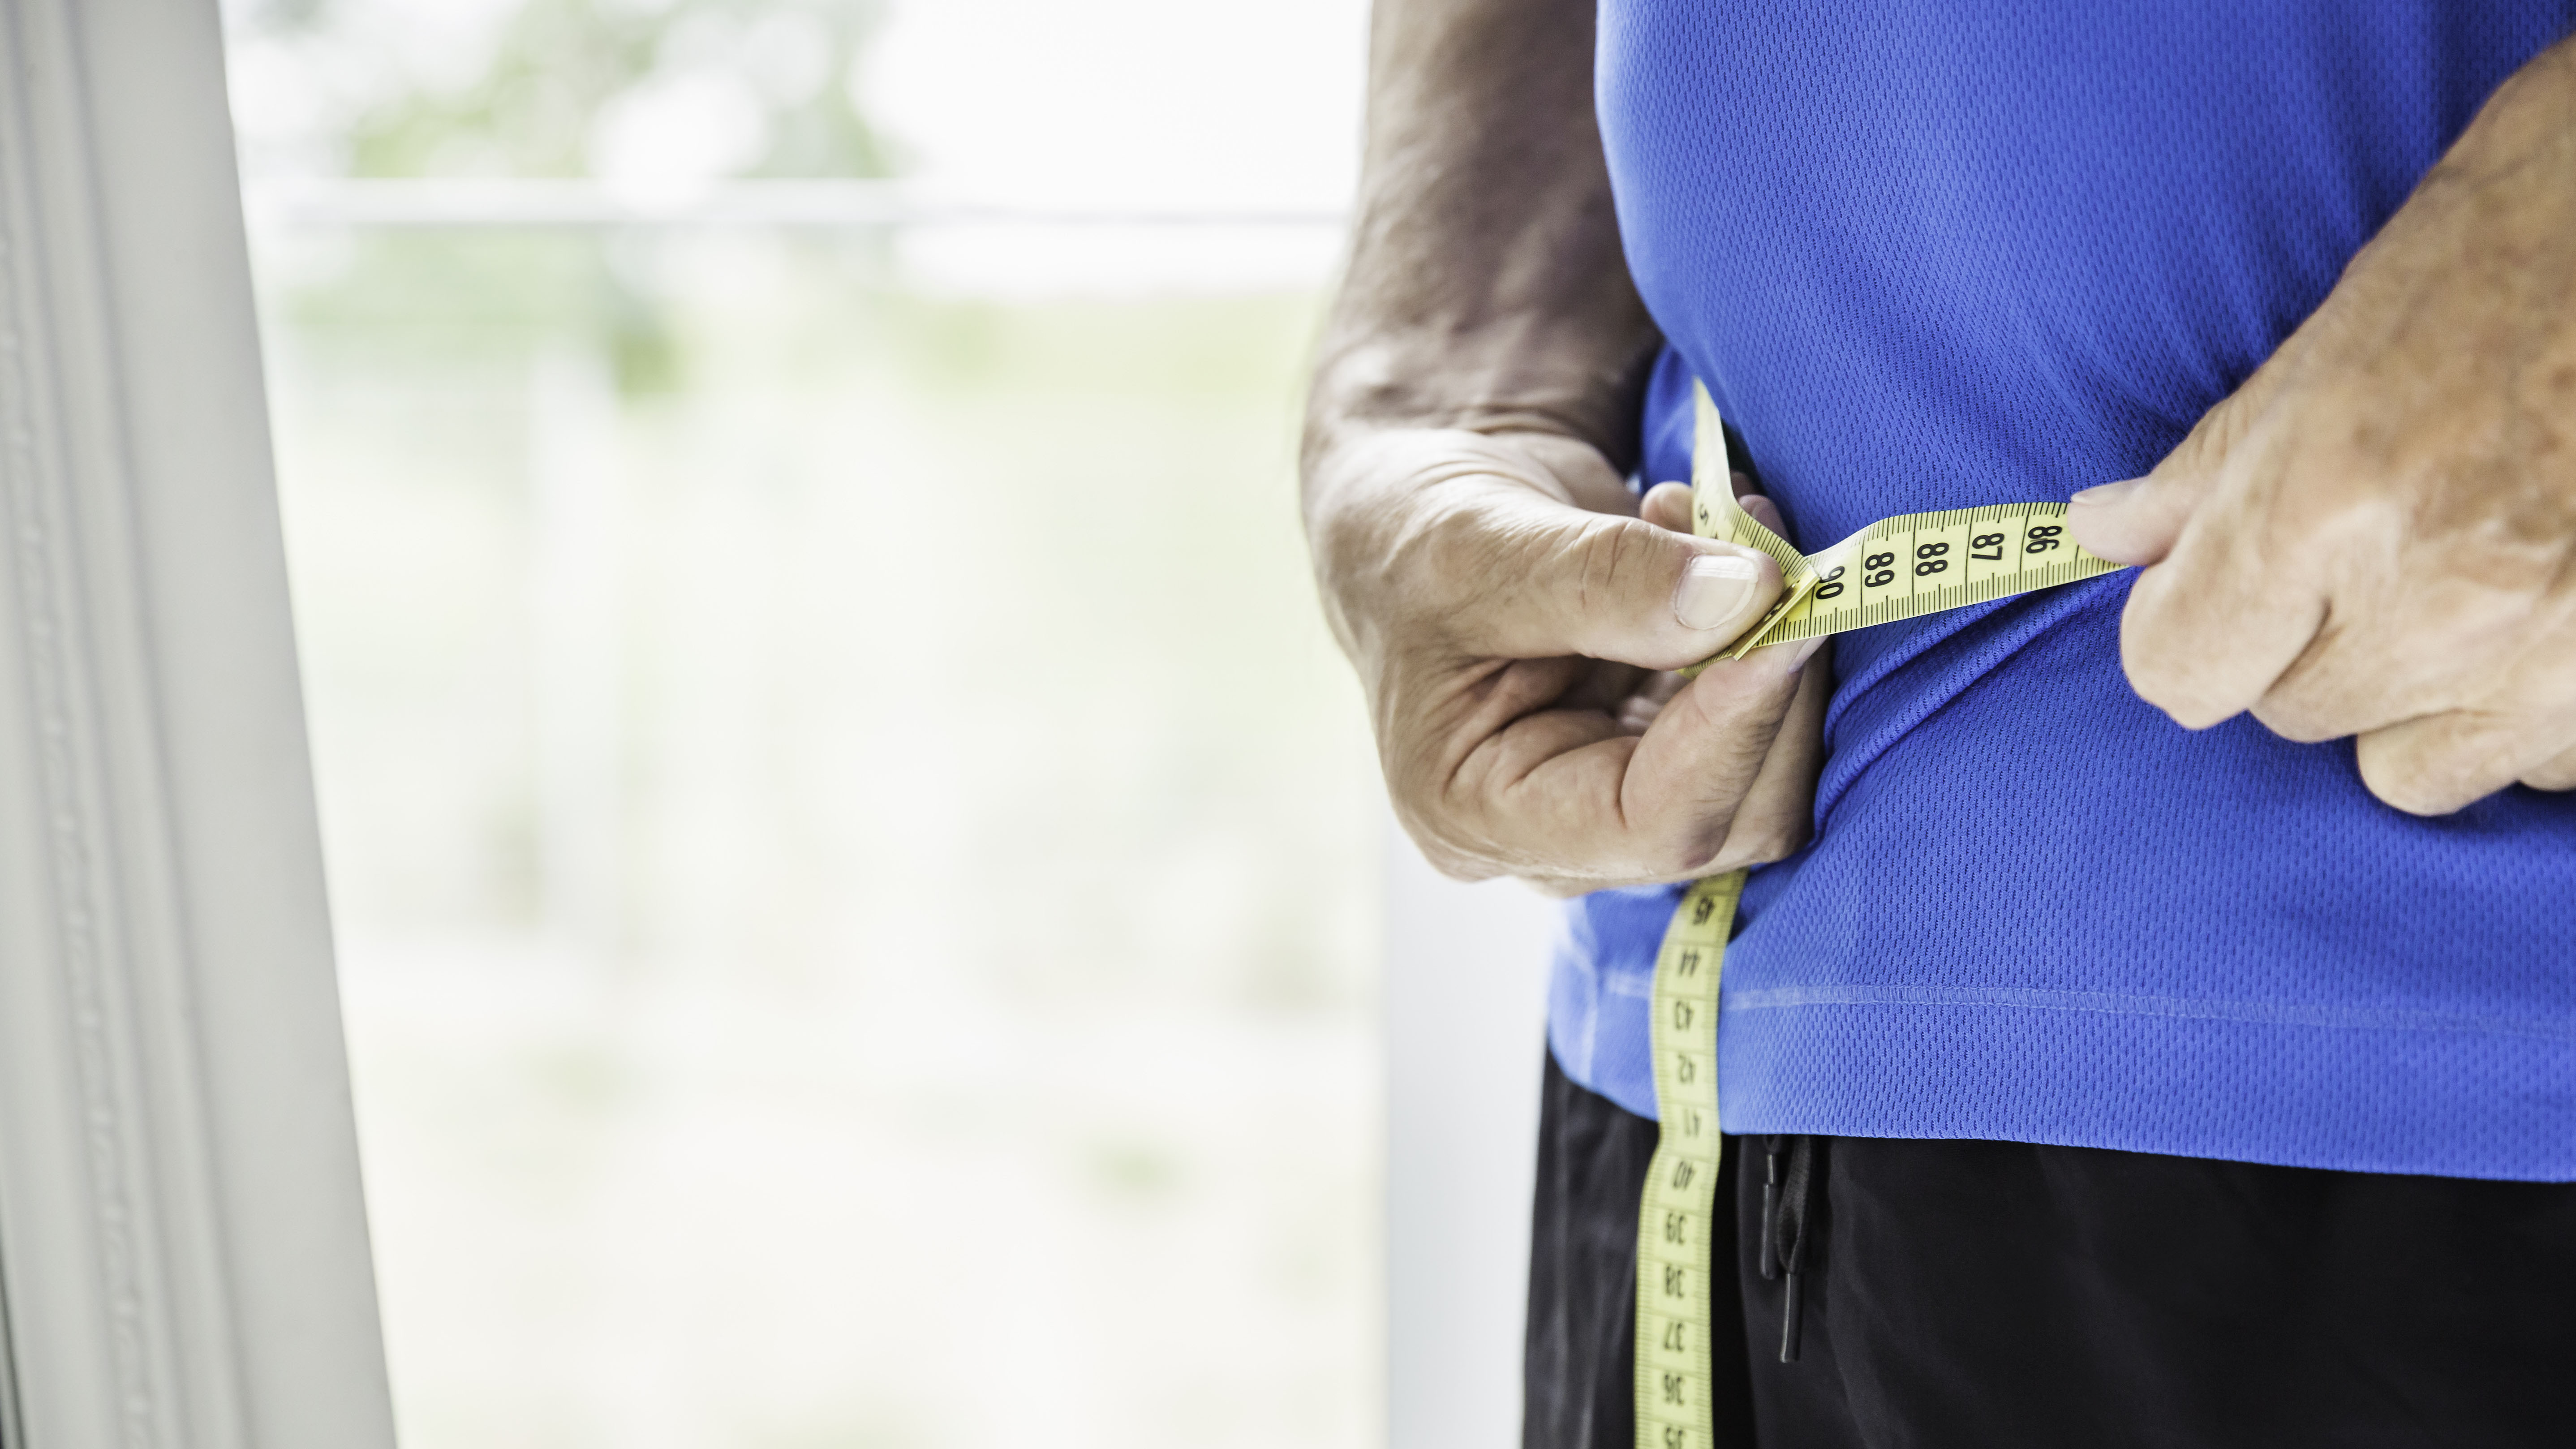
[
  {"x1": 226, "y1": 0, "x2": 891, "y2": 181},
  {"x1": 225, "y1": 0, "x2": 897, "y2": 393}
]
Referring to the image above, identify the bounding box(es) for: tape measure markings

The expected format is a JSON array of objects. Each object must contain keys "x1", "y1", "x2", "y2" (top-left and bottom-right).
[
  {"x1": 1636, "y1": 387, "x2": 2134, "y2": 1447},
  {"x1": 1682, "y1": 383, "x2": 2128, "y2": 665},
  {"x1": 1633, "y1": 873, "x2": 1740, "y2": 1449}
]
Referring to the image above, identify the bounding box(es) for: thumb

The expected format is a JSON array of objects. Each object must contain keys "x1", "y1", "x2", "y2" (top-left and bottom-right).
[
  {"x1": 1458, "y1": 485, "x2": 1785, "y2": 670},
  {"x1": 2070, "y1": 375, "x2": 2280, "y2": 565},
  {"x1": 2069, "y1": 464, "x2": 2218, "y2": 568}
]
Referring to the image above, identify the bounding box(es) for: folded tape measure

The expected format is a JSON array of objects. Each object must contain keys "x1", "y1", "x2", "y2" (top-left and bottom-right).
[
  {"x1": 1635, "y1": 387, "x2": 2129, "y2": 1449},
  {"x1": 1679, "y1": 383, "x2": 2126, "y2": 671}
]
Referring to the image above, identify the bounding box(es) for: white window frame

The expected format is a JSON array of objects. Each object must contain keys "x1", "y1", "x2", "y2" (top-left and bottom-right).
[
  {"x1": 1384, "y1": 821, "x2": 1556, "y2": 1449},
  {"x1": 0, "y1": 0, "x2": 396, "y2": 1445}
]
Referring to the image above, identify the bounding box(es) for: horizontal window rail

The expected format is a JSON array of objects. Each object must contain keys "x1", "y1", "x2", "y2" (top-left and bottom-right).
[{"x1": 244, "y1": 178, "x2": 1349, "y2": 231}]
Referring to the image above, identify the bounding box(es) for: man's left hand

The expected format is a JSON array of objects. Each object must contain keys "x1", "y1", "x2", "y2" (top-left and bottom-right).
[{"x1": 2071, "y1": 39, "x2": 2576, "y2": 816}]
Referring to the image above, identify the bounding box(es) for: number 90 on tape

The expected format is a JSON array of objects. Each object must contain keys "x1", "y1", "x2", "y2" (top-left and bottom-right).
[
  {"x1": 1637, "y1": 388, "x2": 2130, "y2": 1446},
  {"x1": 1679, "y1": 383, "x2": 2128, "y2": 669}
]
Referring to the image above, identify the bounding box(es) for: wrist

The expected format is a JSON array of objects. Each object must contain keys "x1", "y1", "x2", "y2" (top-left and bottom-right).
[{"x1": 1303, "y1": 316, "x2": 1660, "y2": 476}]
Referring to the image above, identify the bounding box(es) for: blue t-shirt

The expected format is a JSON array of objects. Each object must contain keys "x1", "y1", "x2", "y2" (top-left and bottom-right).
[{"x1": 1549, "y1": 1, "x2": 2576, "y2": 1179}]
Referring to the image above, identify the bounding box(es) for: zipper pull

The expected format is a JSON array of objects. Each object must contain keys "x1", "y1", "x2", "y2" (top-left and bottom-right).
[
  {"x1": 1776, "y1": 1135, "x2": 1815, "y2": 1363},
  {"x1": 1759, "y1": 1135, "x2": 1785, "y2": 1281},
  {"x1": 1780, "y1": 1267, "x2": 1805, "y2": 1363}
]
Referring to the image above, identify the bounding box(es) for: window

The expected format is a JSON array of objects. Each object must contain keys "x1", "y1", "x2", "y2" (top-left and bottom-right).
[{"x1": 229, "y1": 2, "x2": 1391, "y2": 1445}]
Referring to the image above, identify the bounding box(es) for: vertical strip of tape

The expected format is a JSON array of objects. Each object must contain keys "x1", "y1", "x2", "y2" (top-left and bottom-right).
[{"x1": 1633, "y1": 873, "x2": 1742, "y2": 1449}]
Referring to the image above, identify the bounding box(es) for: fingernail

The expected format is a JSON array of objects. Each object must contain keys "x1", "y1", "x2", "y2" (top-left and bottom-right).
[
  {"x1": 1783, "y1": 635, "x2": 1825, "y2": 671},
  {"x1": 2069, "y1": 478, "x2": 2139, "y2": 508},
  {"x1": 1674, "y1": 554, "x2": 1762, "y2": 632}
]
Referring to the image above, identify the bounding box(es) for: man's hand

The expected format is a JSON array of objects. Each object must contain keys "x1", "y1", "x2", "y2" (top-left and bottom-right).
[
  {"x1": 1309, "y1": 426, "x2": 1829, "y2": 894},
  {"x1": 1303, "y1": 0, "x2": 1829, "y2": 889},
  {"x1": 2070, "y1": 39, "x2": 2576, "y2": 816}
]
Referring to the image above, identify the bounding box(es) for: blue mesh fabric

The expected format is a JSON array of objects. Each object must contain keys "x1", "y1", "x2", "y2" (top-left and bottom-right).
[{"x1": 1550, "y1": 0, "x2": 2576, "y2": 1178}]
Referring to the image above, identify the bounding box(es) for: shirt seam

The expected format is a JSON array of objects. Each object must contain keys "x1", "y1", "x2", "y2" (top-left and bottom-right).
[{"x1": 1721, "y1": 984, "x2": 2576, "y2": 1045}]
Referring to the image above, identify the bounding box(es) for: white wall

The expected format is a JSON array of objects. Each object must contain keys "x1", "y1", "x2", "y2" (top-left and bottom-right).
[{"x1": 1385, "y1": 819, "x2": 1560, "y2": 1449}]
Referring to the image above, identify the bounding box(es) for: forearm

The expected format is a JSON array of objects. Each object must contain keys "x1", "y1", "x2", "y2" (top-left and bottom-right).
[
  {"x1": 1304, "y1": 0, "x2": 1658, "y2": 473},
  {"x1": 1289, "y1": 0, "x2": 1823, "y2": 889}
]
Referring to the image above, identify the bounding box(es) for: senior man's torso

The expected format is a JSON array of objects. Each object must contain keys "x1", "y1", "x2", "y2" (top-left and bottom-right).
[{"x1": 1541, "y1": 0, "x2": 2576, "y2": 1178}]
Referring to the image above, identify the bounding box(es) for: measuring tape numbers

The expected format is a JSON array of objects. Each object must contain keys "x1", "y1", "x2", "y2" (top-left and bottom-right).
[
  {"x1": 1633, "y1": 873, "x2": 1741, "y2": 1449},
  {"x1": 1634, "y1": 388, "x2": 2132, "y2": 1447},
  {"x1": 1680, "y1": 384, "x2": 2127, "y2": 670}
]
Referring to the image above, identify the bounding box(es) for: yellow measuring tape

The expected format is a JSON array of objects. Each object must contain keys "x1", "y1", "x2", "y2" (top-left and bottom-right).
[
  {"x1": 1680, "y1": 383, "x2": 2125, "y2": 670},
  {"x1": 1635, "y1": 387, "x2": 2130, "y2": 1448},
  {"x1": 1633, "y1": 875, "x2": 1739, "y2": 1449}
]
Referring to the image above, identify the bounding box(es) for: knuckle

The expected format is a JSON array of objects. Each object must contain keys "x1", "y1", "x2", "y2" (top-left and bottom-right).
[
  {"x1": 1644, "y1": 817, "x2": 1729, "y2": 880},
  {"x1": 1386, "y1": 741, "x2": 1467, "y2": 835},
  {"x1": 1388, "y1": 792, "x2": 1502, "y2": 882},
  {"x1": 2360, "y1": 763, "x2": 2465, "y2": 818},
  {"x1": 2119, "y1": 594, "x2": 2240, "y2": 728},
  {"x1": 2117, "y1": 638, "x2": 2206, "y2": 720},
  {"x1": 1316, "y1": 488, "x2": 1491, "y2": 642},
  {"x1": 2248, "y1": 697, "x2": 2341, "y2": 745},
  {"x1": 2177, "y1": 387, "x2": 2261, "y2": 468},
  {"x1": 2282, "y1": 474, "x2": 2401, "y2": 567},
  {"x1": 1721, "y1": 819, "x2": 1809, "y2": 870},
  {"x1": 1406, "y1": 495, "x2": 1517, "y2": 613},
  {"x1": 1424, "y1": 847, "x2": 1502, "y2": 884},
  {"x1": 1575, "y1": 516, "x2": 1667, "y2": 615},
  {"x1": 2356, "y1": 723, "x2": 2512, "y2": 817},
  {"x1": 2116, "y1": 575, "x2": 2187, "y2": 662},
  {"x1": 2522, "y1": 757, "x2": 2576, "y2": 792}
]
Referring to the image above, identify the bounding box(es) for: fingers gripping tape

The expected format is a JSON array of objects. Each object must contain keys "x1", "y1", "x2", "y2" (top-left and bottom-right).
[
  {"x1": 1637, "y1": 392, "x2": 2132, "y2": 1447},
  {"x1": 1681, "y1": 384, "x2": 2128, "y2": 671}
]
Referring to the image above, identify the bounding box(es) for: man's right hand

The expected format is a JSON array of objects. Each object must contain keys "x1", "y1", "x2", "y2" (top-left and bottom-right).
[
  {"x1": 1301, "y1": 0, "x2": 1824, "y2": 892},
  {"x1": 1306, "y1": 424, "x2": 1831, "y2": 895}
]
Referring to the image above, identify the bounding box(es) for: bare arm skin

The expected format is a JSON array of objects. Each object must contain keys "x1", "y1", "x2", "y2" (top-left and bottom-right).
[
  {"x1": 1301, "y1": 0, "x2": 1828, "y2": 894},
  {"x1": 2072, "y1": 38, "x2": 2576, "y2": 816}
]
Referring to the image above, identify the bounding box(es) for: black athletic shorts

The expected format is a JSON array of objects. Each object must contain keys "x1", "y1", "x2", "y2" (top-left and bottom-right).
[{"x1": 1524, "y1": 1049, "x2": 2576, "y2": 1448}]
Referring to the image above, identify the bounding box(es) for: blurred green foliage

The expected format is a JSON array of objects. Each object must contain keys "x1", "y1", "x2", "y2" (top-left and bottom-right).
[
  {"x1": 271, "y1": 232, "x2": 704, "y2": 395},
  {"x1": 230, "y1": 0, "x2": 891, "y2": 180},
  {"x1": 242, "y1": 7, "x2": 1377, "y2": 1445},
  {"x1": 233, "y1": 0, "x2": 895, "y2": 391},
  {"x1": 270, "y1": 246, "x2": 1356, "y2": 1007}
]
